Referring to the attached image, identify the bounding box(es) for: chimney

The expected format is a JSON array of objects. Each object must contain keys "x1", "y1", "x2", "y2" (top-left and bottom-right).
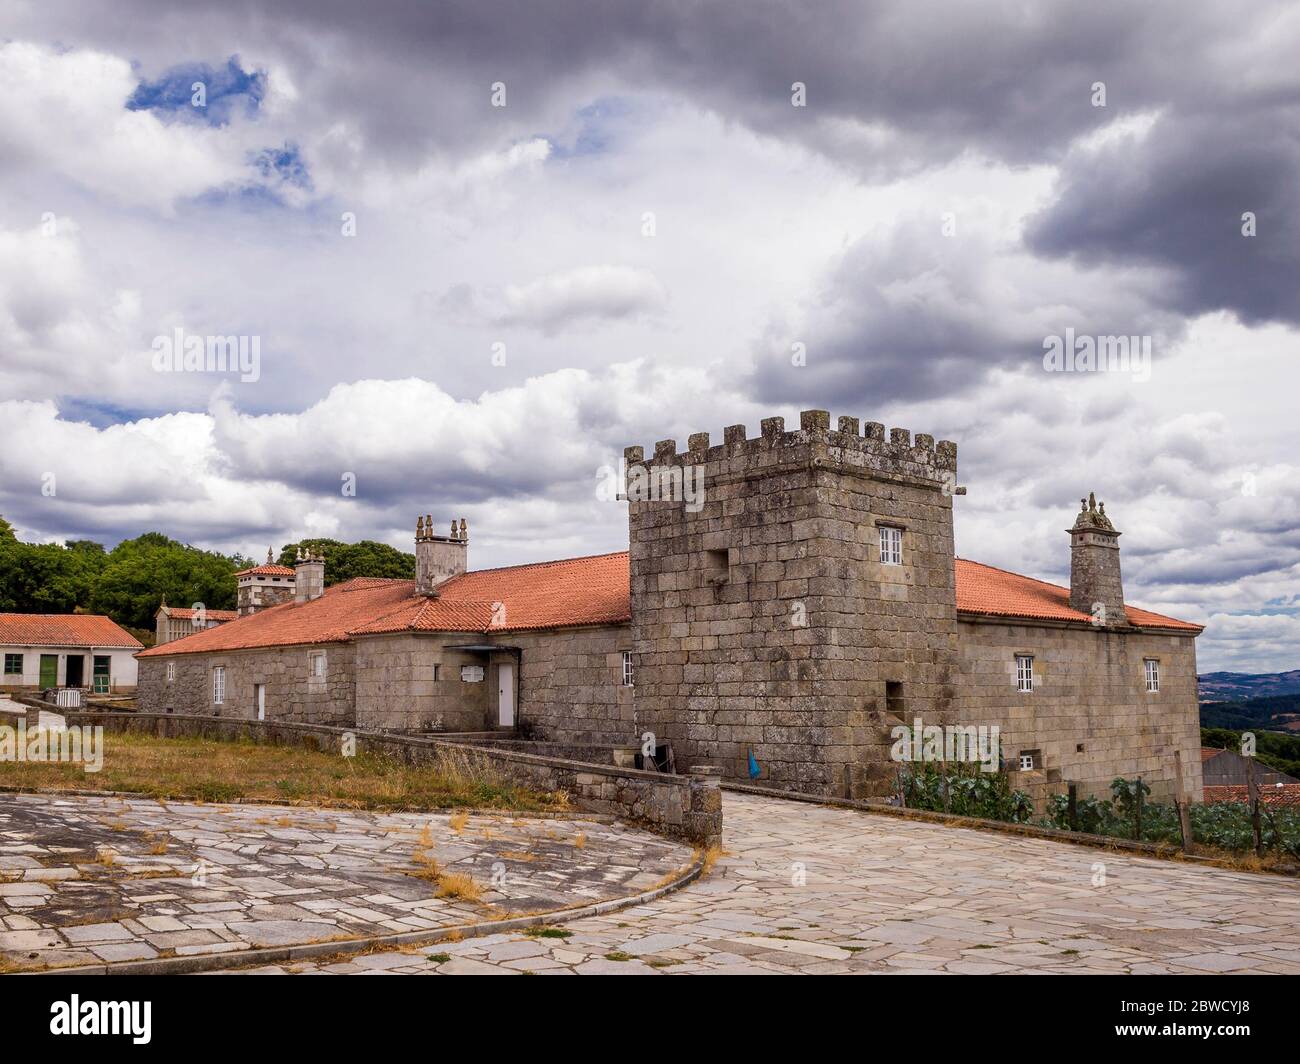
[
  {"x1": 1067, "y1": 493, "x2": 1126, "y2": 627},
  {"x1": 294, "y1": 547, "x2": 326, "y2": 603},
  {"x1": 415, "y1": 515, "x2": 468, "y2": 595}
]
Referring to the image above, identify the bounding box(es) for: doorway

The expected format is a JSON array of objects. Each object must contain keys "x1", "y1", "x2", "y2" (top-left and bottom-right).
[
  {"x1": 39, "y1": 654, "x2": 58, "y2": 688},
  {"x1": 254, "y1": 683, "x2": 266, "y2": 721},
  {"x1": 65, "y1": 654, "x2": 85, "y2": 688},
  {"x1": 497, "y1": 662, "x2": 515, "y2": 727},
  {"x1": 92, "y1": 656, "x2": 111, "y2": 694}
]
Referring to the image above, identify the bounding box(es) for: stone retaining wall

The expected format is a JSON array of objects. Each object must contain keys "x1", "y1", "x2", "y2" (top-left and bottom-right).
[{"x1": 58, "y1": 712, "x2": 722, "y2": 848}]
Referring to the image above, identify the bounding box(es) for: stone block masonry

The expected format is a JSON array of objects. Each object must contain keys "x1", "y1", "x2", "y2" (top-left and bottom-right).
[
  {"x1": 625, "y1": 410, "x2": 962, "y2": 798},
  {"x1": 60, "y1": 713, "x2": 723, "y2": 848}
]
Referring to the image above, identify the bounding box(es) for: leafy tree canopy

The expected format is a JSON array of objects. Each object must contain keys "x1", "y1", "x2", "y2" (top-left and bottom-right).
[
  {"x1": 0, "y1": 518, "x2": 412, "y2": 634},
  {"x1": 277, "y1": 538, "x2": 415, "y2": 585}
]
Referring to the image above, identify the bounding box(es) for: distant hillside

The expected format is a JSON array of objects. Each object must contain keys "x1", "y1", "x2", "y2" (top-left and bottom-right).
[
  {"x1": 1198, "y1": 669, "x2": 1300, "y2": 701},
  {"x1": 1200, "y1": 695, "x2": 1300, "y2": 734}
]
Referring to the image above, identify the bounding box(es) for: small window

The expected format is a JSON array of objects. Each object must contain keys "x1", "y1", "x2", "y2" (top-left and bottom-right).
[
  {"x1": 432, "y1": 664, "x2": 441, "y2": 682},
  {"x1": 166, "y1": 662, "x2": 175, "y2": 682},
  {"x1": 3, "y1": 653, "x2": 22, "y2": 675},
  {"x1": 309, "y1": 651, "x2": 326, "y2": 679},
  {"x1": 1018, "y1": 750, "x2": 1041, "y2": 771},
  {"x1": 1016, "y1": 655, "x2": 1034, "y2": 693},
  {"x1": 704, "y1": 549, "x2": 729, "y2": 585},
  {"x1": 1144, "y1": 658, "x2": 1160, "y2": 692},
  {"x1": 885, "y1": 681, "x2": 904, "y2": 717},
  {"x1": 622, "y1": 651, "x2": 634, "y2": 687},
  {"x1": 212, "y1": 666, "x2": 225, "y2": 705},
  {"x1": 878, "y1": 526, "x2": 903, "y2": 565}
]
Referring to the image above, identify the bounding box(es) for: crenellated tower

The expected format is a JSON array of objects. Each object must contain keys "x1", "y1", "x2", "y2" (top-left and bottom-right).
[{"x1": 624, "y1": 409, "x2": 962, "y2": 797}]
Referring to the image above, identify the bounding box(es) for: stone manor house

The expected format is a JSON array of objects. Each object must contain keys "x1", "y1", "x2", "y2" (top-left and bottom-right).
[{"x1": 137, "y1": 411, "x2": 1204, "y2": 801}]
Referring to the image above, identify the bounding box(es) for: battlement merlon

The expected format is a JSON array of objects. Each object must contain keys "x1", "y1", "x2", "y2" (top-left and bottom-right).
[{"x1": 622, "y1": 409, "x2": 959, "y2": 492}]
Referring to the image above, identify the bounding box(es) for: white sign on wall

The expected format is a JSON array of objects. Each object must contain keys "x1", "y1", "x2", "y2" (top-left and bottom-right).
[{"x1": 460, "y1": 665, "x2": 485, "y2": 683}]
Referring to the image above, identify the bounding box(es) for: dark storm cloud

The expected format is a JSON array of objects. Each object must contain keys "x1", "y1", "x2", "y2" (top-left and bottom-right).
[
  {"x1": 15, "y1": 0, "x2": 1297, "y2": 349},
  {"x1": 1026, "y1": 110, "x2": 1300, "y2": 326}
]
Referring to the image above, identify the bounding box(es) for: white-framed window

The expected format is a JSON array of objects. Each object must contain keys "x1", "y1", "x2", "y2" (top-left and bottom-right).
[
  {"x1": 622, "y1": 650, "x2": 634, "y2": 687},
  {"x1": 878, "y1": 526, "x2": 903, "y2": 565},
  {"x1": 1015, "y1": 654, "x2": 1034, "y2": 693},
  {"x1": 1019, "y1": 750, "x2": 1040, "y2": 771},
  {"x1": 166, "y1": 662, "x2": 175, "y2": 682},
  {"x1": 212, "y1": 666, "x2": 225, "y2": 705},
  {"x1": 1144, "y1": 658, "x2": 1160, "y2": 692},
  {"x1": 309, "y1": 651, "x2": 326, "y2": 679}
]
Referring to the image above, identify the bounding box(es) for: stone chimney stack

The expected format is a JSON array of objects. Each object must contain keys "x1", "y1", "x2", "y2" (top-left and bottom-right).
[
  {"x1": 1068, "y1": 493, "x2": 1126, "y2": 627},
  {"x1": 294, "y1": 547, "x2": 326, "y2": 604},
  {"x1": 415, "y1": 515, "x2": 468, "y2": 596}
]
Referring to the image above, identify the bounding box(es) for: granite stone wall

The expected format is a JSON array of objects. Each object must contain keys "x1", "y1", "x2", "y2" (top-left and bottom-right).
[
  {"x1": 353, "y1": 633, "x2": 489, "y2": 732},
  {"x1": 955, "y1": 620, "x2": 1203, "y2": 802},
  {"x1": 510, "y1": 626, "x2": 636, "y2": 746},
  {"x1": 137, "y1": 643, "x2": 355, "y2": 727},
  {"x1": 625, "y1": 410, "x2": 961, "y2": 797},
  {"x1": 61, "y1": 712, "x2": 722, "y2": 848}
]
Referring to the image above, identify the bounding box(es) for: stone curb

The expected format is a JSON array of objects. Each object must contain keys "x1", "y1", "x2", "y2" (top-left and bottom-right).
[
  {"x1": 22, "y1": 852, "x2": 707, "y2": 977},
  {"x1": 722, "y1": 782, "x2": 1300, "y2": 876},
  {"x1": 0, "y1": 785, "x2": 616, "y2": 823}
]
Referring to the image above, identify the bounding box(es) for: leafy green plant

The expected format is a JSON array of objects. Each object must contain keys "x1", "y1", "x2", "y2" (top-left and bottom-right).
[{"x1": 901, "y1": 763, "x2": 1034, "y2": 824}]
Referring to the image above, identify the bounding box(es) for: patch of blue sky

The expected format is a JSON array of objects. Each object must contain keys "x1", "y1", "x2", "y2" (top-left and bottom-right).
[
  {"x1": 126, "y1": 56, "x2": 265, "y2": 127},
  {"x1": 543, "y1": 95, "x2": 640, "y2": 160},
  {"x1": 188, "y1": 142, "x2": 313, "y2": 209}
]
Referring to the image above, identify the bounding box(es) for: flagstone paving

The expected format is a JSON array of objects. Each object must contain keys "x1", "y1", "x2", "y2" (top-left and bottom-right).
[
  {"x1": 231, "y1": 793, "x2": 1300, "y2": 975},
  {"x1": 0, "y1": 793, "x2": 694, "y2": 971}
]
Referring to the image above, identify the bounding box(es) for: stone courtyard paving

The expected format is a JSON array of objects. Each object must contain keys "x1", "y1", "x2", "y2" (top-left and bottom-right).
[
  {"x1": 0, "y1": 793, "x2": 693, "y2": 971},
  {"x1": 235, "y1": 793, "x2": 1300, "y2": 975}
]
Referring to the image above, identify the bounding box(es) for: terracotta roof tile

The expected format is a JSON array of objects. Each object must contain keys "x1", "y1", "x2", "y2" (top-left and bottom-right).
[
  {"x1": 139, "y1": 552, "x2": 632, "y2": 656},
  {"x1": 1203, "y1": 784, "x2": 1300, "y2": 808},
  {"x1": 955, "y1": 559, "x2": 1202, "y2": 631},
  {"x1": 0, "y1": 613, "x2": 143, "y2": 649},
  {"x1": 139, "y1": 550, "x2": 1200, "y2": 657},
  {"x1": 234, "y1": 564, "x2": 296, "y2": 578},
  {"x1": 163, "y1": 607, "x2": 239, "y2": 622}
]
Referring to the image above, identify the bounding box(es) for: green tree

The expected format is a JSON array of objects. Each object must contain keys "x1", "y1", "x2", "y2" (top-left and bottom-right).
[
  {"x1": 277, "y1": 538, "x2": 414, "y2": 585},
  {"x1": 90, "y1": 533, "x2": 240, "y2": 629}
]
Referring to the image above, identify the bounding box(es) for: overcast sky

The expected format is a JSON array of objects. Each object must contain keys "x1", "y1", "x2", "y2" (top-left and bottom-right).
[{"x1": 1, "y1": 1, "x2": 1297, "y2": 671}]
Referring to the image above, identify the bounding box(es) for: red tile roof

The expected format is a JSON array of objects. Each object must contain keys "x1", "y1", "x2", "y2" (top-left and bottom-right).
[
  {"x1": 139, "y1": 550, "x2": 1201, "y2": 657},
  {"x1": 138, "y1": 553, "x2": 632, "y2": 657},
  {"x1": 0, "y1": 613, "x2": 143, "y2": 649},
  {"x1": 234, "y1": 564, "x2": 296, "y2": 578},
  {"x1": 955, "y1": 559, "x2": 1202, "y2": 632},
  {"x1": 163, "y1": 607, "x2": 240, "y2": 622},
  {"x1": 1203, "y1": 784, "x2": 1300, "y2": 808}
]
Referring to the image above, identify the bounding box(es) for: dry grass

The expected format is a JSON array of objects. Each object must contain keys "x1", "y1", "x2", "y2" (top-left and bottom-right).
[
  {"x1": 573, "y1": 830, "x2": 587, "y2": 850},
  {"x1": 147, "y1": 840, "x2": 169, "y2": 856},
  {"x1": 408, "y1": 849, "x2": 443, "y2": 882},
  {"x1": 448, "y1": 809, "x2": 469, "y2": 834},
  {"x1": 434, "y1": 871, "x2": 483, "y2": 902},
  {"x1": 0, "y1": 732, "x2": 564, "y2": 813},
  {"x1": 698, "y1": 843, "x2": 728, "y2": 876}
]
